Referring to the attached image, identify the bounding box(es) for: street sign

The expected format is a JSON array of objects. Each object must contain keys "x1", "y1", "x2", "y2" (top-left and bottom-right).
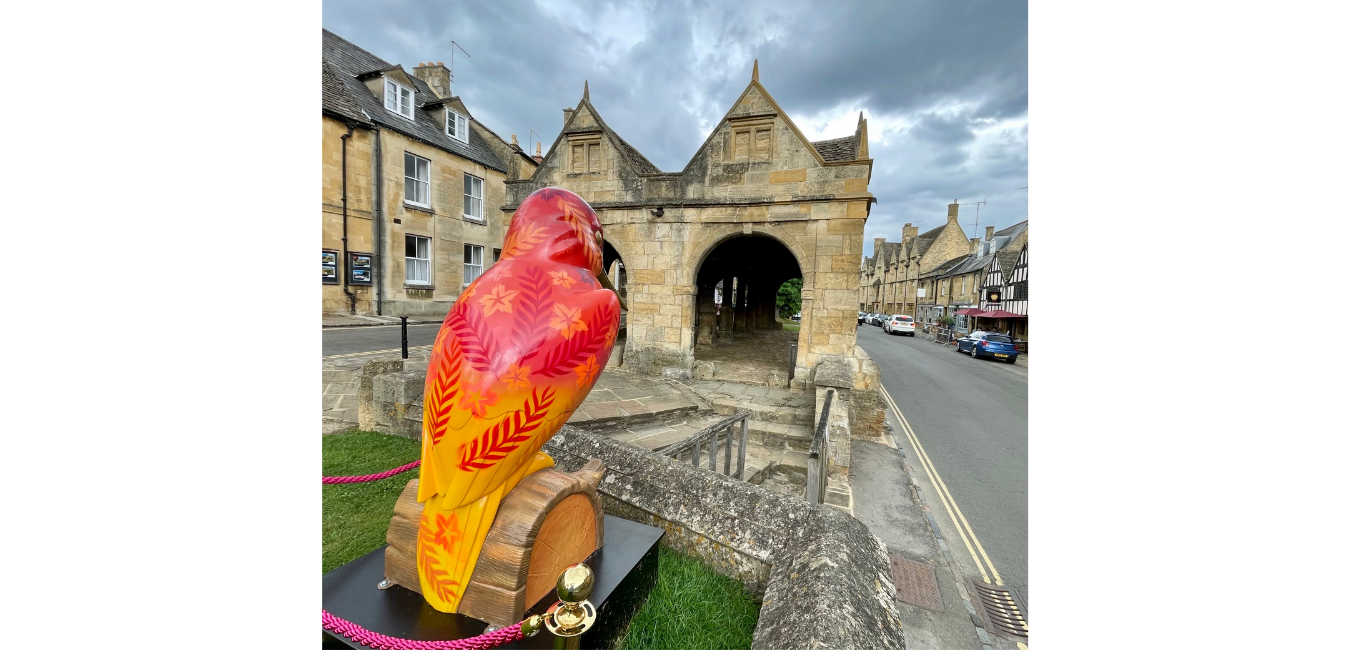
[{"x1": 986, "y1": 289, "x2": 1001, "y2": 303}]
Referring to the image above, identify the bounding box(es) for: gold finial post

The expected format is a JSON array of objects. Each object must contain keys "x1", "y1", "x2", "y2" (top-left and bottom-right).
[{"x1": 544, "y1": 563, "x2": 597, "y2": 650}]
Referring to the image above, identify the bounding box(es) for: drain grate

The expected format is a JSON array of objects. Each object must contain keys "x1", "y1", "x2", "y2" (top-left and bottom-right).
[
  {"x1": 965, "y1": 578, "x2": 1028, "y2": 639},
  {"x1": 889, "y1": 554, "x2": 943, "y2": 612}
]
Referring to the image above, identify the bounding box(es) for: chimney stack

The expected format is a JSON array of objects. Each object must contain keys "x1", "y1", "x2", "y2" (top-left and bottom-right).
[
  {"x1": 533, "y1": 142, "x2": 543, "y2": 164},
  {"x1": 413, "y1": 61, "x2": 450, "y2": 99},
  {"x1": 902, "y1": 223, "x2": 918, "y2": 241},
  {"x1": 874, "y1": 237, "x2": 885, "y2": 256},
  {"x1": 947, "y1": 201, "x2": 960, "y2": 223},
  {"x1": 985, "y1": 226, "x2": 995, "y2": 241},
  {"x1": 511, "y1": 133, "x2": 518, "y2": 146},
  {"x1": 563, "y1": 107, "x2": 574, "y2": 126},
  {"x1": 970, "y1": 237, "x2": 980, "y2": 254}
]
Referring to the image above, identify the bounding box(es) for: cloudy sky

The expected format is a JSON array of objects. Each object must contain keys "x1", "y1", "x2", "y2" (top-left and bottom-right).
[{"x1": 322, "y1": 0, "x2": 1027, "y2": 259}]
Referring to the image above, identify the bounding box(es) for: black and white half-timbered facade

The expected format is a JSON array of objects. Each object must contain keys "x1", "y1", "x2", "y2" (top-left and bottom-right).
[{"x1": 979, "y1": 243, "x2": 1029, "y2": 340}]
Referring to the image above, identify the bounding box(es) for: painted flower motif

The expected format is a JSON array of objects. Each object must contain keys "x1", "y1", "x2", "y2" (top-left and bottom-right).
[
  {"x1": 574, "y1": 355, "x2": 601, "y2": 387},
  {"x1": 549, "y1": 270, "x2": 576, "y2": 289},
  {"x1": 458, "y1": 389, "x2": 498, "y2": 417},
  {"x1": 478, "y1": 284, "x2": 520, "y2": 317},
  {"x1": 549, "y1": 303, "x2": 589, "y2": 340},
  {"x1": 500, "y1": 364, "x2": 531, "y2": 390},
  {"x1": 432, "y1": 512, "x2": 462, "y2": 553}
]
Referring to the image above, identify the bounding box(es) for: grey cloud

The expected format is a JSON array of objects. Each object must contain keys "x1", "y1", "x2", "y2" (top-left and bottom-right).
[{"x1": 322, "y1": 0, "x2": 1027, "y2": 259}]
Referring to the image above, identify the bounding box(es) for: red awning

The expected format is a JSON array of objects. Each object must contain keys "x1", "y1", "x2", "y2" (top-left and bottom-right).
[
  {"x1": 954, "y1": 308, "x2": 983, "y2": 316},
  {"x1": 977, "y1": 309, "x2": 1026, "y2": 318}
]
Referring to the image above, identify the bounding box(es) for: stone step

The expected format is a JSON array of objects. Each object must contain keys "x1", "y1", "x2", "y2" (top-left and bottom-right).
[
  {"x1": 710, "y1": 397, "x2": 814, "y2": 426},
  {"x1": 606, "y1": 413, "x2": 732, "y2": 451},
  {"x1": 748, "y1": 420, "x2": 815, "y2": 451}
]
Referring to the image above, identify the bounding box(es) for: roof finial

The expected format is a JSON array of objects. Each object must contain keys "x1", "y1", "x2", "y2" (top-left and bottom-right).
[
  {"x1": 752, "y1": 59, "x2": 759, "y2": 82},
  {"x1": 583, "y1": 80, "x2": 589, "y2": 101}
]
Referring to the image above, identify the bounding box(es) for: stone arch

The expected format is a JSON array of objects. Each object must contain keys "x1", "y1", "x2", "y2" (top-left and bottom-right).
[
  {"x1": 689, "y1": 231, "x2": 807, "y2": 384},
  {"x1": 684, "y1": 226, "x2": 813, "y2": 291}
]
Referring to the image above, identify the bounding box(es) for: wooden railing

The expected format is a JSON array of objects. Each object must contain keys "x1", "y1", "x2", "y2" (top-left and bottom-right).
[
  {"x1": 805, "y1": 390, "x2": 834, "y2": 504},
  {"x1": 658, "y1": 410, "x2": 752, "y2": 479}
]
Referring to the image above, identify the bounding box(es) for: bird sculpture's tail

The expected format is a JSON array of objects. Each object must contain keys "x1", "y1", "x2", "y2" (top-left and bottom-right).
[{"x1": 416, "y1": 451, "x2": 555, "y2": 613}]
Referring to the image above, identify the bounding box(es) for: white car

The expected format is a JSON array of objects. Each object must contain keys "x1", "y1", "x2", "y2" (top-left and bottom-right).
[{"x1": 884, "y1": 314, "x2": 916, "y2": 336}]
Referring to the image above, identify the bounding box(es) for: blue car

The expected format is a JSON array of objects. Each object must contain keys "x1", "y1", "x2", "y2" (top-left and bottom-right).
[{"x1": 956, "y1": 331, "x2": 1020, "y2": 364}]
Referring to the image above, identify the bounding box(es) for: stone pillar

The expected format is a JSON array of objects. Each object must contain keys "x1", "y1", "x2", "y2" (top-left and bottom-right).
[
  {"x1": 735, "y1": 278, "x2": 750, "y2": 333},
  {"x1": 720, "y1": 275, "x2": 734, "y2": 337},
  {"x1": 696, "y1": 282, "x2": 716, "y2": 346},
  {"x1": 811, "y1": 355, "x2": 854, "y2": 479}
]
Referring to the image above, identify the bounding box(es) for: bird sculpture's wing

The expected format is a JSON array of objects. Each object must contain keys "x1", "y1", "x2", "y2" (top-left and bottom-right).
[{"x1": 412, "y1": 257, "x2": 619, "y2": 611}]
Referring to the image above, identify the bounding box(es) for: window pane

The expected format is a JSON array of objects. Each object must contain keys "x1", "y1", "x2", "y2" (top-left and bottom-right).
[
  {"x1": 405, "y1": 153, "x2": 415, "y2": 178},
  {"x1": 418, "y1": 158, "x2": 429, "y2": 181},
  {"x1": 406, "y1": 236, "x2": 417, "y2": 258},
  {"x1": 472, "y1": 245, "x2": 482, "y2": 264},
  {"x1": 472, "y1": 176, "x2": 482, "y2": 197},
  {"x1": 447, "y1": 113, "x2": 455, "y2": 136},
  {"x1": 458, "y1": 116, "x2": 468, "y2": 140},
  {"x1": 464, "y1": 244, "x2": 472, "y2": 264},
  {"x1": 419, "y1": 237, "x2": 430, "y2": 258},
  {"x1": 464, "y1": 174, "x2": 472, "y2": 195}
]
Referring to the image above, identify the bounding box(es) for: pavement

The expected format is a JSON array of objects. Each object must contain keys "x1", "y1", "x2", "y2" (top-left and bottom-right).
[{"x1": 851, "y1": 323, "x2": 1028, "y2": 649}]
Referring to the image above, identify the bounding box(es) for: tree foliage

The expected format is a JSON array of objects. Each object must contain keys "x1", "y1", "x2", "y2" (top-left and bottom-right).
[{"x1": 776, "y1": 278, "x2": 802, "y2": 318}]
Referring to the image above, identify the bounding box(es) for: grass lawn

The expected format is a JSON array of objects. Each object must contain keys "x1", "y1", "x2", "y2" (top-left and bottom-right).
[
  {"x1": 777, "y1": 317, "x2": 800, "y2": 332},
  {"x1": 322, "y1": 430, "x2": 760, "y2": 648}
]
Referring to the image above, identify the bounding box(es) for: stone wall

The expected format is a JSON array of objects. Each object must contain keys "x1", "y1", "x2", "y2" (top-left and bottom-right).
[{"x1": 544, "y1": 428, "x2": 904, "y2": 650}]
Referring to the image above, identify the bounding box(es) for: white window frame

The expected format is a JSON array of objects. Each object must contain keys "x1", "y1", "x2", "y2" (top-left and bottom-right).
[
  {"x1": 404, "y1": 152, "x2": 430, "y2": 208},
  {"x1": 463, "y1": 244, "x2": 484, "y2": 287},
  {"x1": 384, "y1": 78, "x2": 415, "y2": 121},
  {"x1": 405, "y1": 235, "x2": 432, "y2": 286},
  {"x1": 446, "y1": 109, "x2": 469, "y2": 144},
  {"x1": 463, "y1": 173, "x2": 484, "y2": 222}
]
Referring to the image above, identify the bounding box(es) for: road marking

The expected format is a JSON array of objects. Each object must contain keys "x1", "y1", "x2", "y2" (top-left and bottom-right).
[
  {"x1": 881, "y1": 383, "x2": 1005, "y2": 586},
  {"x1": 323, "y1": 345, "x2": 433, "y2": 359}
]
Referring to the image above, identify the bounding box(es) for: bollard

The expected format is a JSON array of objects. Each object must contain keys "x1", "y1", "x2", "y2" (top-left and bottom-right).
[{"x1": 400, "y1": 316, "x2": 408, "y2": 359}]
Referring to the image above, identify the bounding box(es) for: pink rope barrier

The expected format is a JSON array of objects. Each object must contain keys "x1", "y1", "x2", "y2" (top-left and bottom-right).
[
  {"x1": 322, "y1": 610, "x2": 523, "y2": 650},
  {"x1": 323, "y1": 460, "x2": 421, "y2": 484}
]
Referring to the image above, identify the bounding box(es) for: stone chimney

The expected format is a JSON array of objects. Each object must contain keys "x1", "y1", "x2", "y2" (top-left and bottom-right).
[
  {"x1": 563, "y1": 107, "x2": 574, "y2": 126},
  {"x1": 947, "y1": 201, "x2": 960, "y2": 223},
  {"x1": 985, "y1": 226, "x2": 995, "y2": 241},
  {"x1": 413, "y1": 61, "x2": 450, "y2": 99},
  {"x1": 970, "y1": 237, "x2": 980, "y2": 254},
  {"x1": 533, "y1": 142, "x2": 543, "y2": 164},
  {"x1": 902, "y1": 223, "x2": 918, "y2": 241},
  {"x1": 511, "y1": 134, "x2": 519, "y2": 147},
  {"x1": 874, "y1": 237, "x2": 885, "y2": 257}
]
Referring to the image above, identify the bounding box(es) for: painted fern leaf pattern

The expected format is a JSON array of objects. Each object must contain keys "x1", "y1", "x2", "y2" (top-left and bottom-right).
[
  {"x1": 424, "y1": 337, "x2": 463, "y2": 447},
  {"x1": 512, "y1": 266, "x2": 553, "y2": 352},
  {"x1": 457, "y1": 387, "x2": 556, "y2": 471},
  {"x1": 533, "y1": 303, "x2": 616, "y2": 377},
  {"x1": 417, "y1": 511, "x2": 461, "y2": 604},
  {"x1": 503, "y1": 222, "x2": 546, "y2": 257},
  {"x1": 446, "y1": 304, "x2": 498, "y2": 373}
]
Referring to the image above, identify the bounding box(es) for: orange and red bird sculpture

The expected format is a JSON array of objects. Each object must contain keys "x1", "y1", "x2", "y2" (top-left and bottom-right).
[{"x1": 414, "y1": 187, "x2": 620, "y2": 613}]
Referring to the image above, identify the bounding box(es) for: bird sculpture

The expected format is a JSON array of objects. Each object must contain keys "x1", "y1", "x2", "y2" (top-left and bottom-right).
[{"x1": 414, "y1": 187, "x2": 620, "y2": 613}]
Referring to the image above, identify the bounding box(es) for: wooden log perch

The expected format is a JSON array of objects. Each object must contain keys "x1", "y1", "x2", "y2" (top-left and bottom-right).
[{"x1": 384, "y1": 459, "x2": 607, "y2": 627}]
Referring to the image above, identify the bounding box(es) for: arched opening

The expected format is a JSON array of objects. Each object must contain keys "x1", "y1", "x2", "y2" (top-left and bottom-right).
[
  {"x1": 693, "y1": 234, "x2": 804, "y2": 385},
  {"x1": 602, "y1": 240, "x2": 627, "y2": 342}
]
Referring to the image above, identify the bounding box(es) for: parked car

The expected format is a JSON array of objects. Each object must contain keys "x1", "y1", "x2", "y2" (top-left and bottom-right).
[
  {"x1": 791, "y1": 312, "x2": 801, "y2": 321},
  {"x1": 871, "y1": 313, "x2": 885, "y2": 326},
  {"x1": 955, "y1": 331, "x2": 1020, "y2": 363},
  {"x1": 883, "y1": 314, "x2": 915, "y2": 336},
  {"x1": 858, "y1": 311, "x2": 867, "y2": 324}
]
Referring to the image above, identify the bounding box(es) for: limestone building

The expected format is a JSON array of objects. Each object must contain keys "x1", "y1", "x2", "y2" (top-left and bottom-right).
[
  {"x1": 859, "y1": 202, "x2": 973, "y2": 317},
  {"x1": 321, "y1": 29, "x2": 538, "y2": 316},
  {"x1": 503, "y1": 63, "x2": 875, "y2": 387}
]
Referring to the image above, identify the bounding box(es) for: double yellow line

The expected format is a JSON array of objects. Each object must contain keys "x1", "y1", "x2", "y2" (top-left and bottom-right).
[{"x1": 880, "y1": 384, "x2": 1004, "y2": 586}]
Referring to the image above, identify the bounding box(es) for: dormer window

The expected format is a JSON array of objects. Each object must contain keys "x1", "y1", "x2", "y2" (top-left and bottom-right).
[
  {"x1": 384, "y1": 78, "x2": 414, "y2": 120},
  {"x1": 446, "y1": 110, "x2": 469, "y2": 144}
]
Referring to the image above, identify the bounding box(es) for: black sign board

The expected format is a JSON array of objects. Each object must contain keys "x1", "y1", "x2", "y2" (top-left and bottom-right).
[
  {"x1": 985, "y1": 289, "x2": 1001, "y2": 303},
  {"x1": 322, "y1": 250, "x2": 338, "y2": 284},
  {"x1": 349, "y1": 252, "x2": 372, "y2": 285}
]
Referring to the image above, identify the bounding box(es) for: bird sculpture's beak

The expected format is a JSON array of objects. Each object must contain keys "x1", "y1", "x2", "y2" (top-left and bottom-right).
[{"x1": 597, "y1": 267, "x2": 628, "y2": 311}]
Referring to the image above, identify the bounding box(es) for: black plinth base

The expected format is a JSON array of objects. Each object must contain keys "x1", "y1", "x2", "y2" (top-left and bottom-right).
[{"x1": 323, "y1": 515, "x2": 664, "y2": 650}]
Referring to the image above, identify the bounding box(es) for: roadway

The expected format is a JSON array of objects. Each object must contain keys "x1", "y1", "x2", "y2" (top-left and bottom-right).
[
  {"x1": 323, "y1": 323, "x2": 443, "y2": 358},
  {"x1": 854, "y1": 323, "x2": 1029, "y2": 606}
]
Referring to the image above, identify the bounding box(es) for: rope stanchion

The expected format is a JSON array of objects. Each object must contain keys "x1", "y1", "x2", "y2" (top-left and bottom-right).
[
  {"x1": 322, "y1": 610, "x2": 525, "y2": 650},
  {"x1": 323, "y1": 460, "x2": 420, "y2": 484}
]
